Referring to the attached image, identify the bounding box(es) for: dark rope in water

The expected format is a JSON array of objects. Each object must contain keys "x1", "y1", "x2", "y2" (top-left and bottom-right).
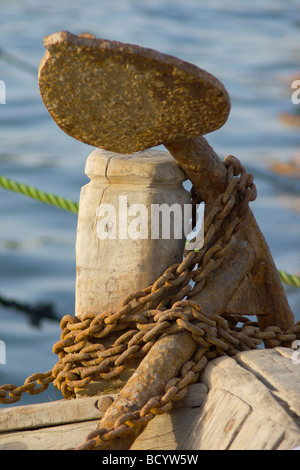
[{"x1": 0, "y1": 294, "x2": 60, "y2": 327}]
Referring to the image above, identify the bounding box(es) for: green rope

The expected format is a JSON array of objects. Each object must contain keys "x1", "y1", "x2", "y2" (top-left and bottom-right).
[
  {"x1": 278, "y1": 270, "x2": 300, "y2": 289},
  {"x1": 0, "y1": 175, "x2": 79, "y2": 214}
]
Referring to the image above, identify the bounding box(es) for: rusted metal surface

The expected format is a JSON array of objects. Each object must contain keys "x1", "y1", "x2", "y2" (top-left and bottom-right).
[
  {"x1": 165, "y1": 136, "x2": 295, "y2": 333},
  {"x1": 0, "y1": 34, "x2": 297, "y2": 452},
  {"x1": 38, "y1": 31, "x2": 230, "y2": 153}
]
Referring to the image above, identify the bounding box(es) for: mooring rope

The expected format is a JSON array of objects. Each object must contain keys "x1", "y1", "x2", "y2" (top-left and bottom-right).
[
  {"x1": 0, "y1": 294, "x2": 60, "y2": 327},
  {"x1": 0, "y1": 175, "x2": 79, "y2": 214},
  {"x1": 278, "y1": 270, "x2": 300, "y2": 289}
]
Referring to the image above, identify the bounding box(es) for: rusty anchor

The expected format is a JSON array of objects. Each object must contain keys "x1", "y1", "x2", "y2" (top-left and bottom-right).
[{"x1": 38, "y1": 32, "x2": 295, "y2": 450}]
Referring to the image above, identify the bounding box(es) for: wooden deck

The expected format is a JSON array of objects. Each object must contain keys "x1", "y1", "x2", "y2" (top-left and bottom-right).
[{"x1": 1, "y1": 347, "x2": 299, "y2": 450}]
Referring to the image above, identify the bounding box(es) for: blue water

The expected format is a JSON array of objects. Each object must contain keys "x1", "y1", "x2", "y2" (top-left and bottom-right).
[{"x1": 0, "y1": 0, "x2": 300, "y2": 406}]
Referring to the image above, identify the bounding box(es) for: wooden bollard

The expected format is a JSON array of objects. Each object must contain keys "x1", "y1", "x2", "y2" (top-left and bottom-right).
[{"x1": 75, "y1": 148, "x2": 191, "y2": 316}]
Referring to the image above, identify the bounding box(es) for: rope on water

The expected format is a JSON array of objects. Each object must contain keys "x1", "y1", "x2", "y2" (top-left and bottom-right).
[
  {"x1": 278, "y1": 270, "x2": 300, "y2": 289},
  {"x1": 0, "y1": 47, "x2": 38, "y2": 76},
  {"x1": 0, "y1": 175, "x2": 79, "y2": 214}
]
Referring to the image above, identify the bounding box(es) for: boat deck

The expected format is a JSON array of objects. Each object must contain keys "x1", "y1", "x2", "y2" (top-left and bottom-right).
[{"x1": 0, "y1": 347, "x2": 299, "y2": 450}]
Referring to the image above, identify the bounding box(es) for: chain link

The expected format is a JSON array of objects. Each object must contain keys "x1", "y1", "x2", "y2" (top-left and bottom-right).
[{"x1": 0, "y1": 155, "x2": 299, "y2": 450}]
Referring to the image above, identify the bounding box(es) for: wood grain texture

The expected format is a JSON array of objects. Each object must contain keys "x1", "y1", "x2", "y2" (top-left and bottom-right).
[
  {"x1": 1, "y1": 349, "x2": 299, "y2": 450},
  {"x1": 182, "y1": 347, "x2": 300, "y2": 450}
]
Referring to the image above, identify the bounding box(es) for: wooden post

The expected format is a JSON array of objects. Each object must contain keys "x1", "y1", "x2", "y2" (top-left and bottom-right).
[{"x1": 75, "y1": 148, "x2": 190, "y2": 316}]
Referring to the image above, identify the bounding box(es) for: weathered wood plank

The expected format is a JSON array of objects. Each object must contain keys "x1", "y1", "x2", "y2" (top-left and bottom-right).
[
  {"x1": 0, "y1": 383, "x2": 207, "y2": 451},
  {"x1": 135, "y1": 349, "x2": 300, "y2": 451},
  {"x1": 228, "y1": 412, "x2": 299, "y2": 451},
  {"x1": 188, "y1": 353, "x2": 300, "y2": 450},
  {"x1": 1, "y1": 350, "x2": 299, "y2": 451},
  {"x1": 235, "y1": 347, "x2": 300, "y2": 417},
  {"x1": 131, "y1": 408, "x2": 199, "y2": 450},
  {"x1": 0, "y1": 420, "x2": 98, "y2": 450},
  {"x1": 131, "y1": 383, "x2": 207, "y2": 450},
  {"x1": 179, "y1": 389, "x2": 251, "y2": 450},
  {"x1": 0, "y1": 395, "x2": 106, "y2": 433}
]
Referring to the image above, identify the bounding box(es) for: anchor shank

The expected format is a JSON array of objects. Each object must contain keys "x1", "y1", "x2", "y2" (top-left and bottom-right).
[
  {"x1": 165, "y1": 136, "x2": 295, "y2": 333},
  {"x1": 165, "y1": 136, "x2": 228, "y2": 208}
]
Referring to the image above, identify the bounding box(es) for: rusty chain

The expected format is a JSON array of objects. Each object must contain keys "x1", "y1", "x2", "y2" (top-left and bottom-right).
[{"x1": 1, "y1": 154, "x2": 300, "y2": 450}]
